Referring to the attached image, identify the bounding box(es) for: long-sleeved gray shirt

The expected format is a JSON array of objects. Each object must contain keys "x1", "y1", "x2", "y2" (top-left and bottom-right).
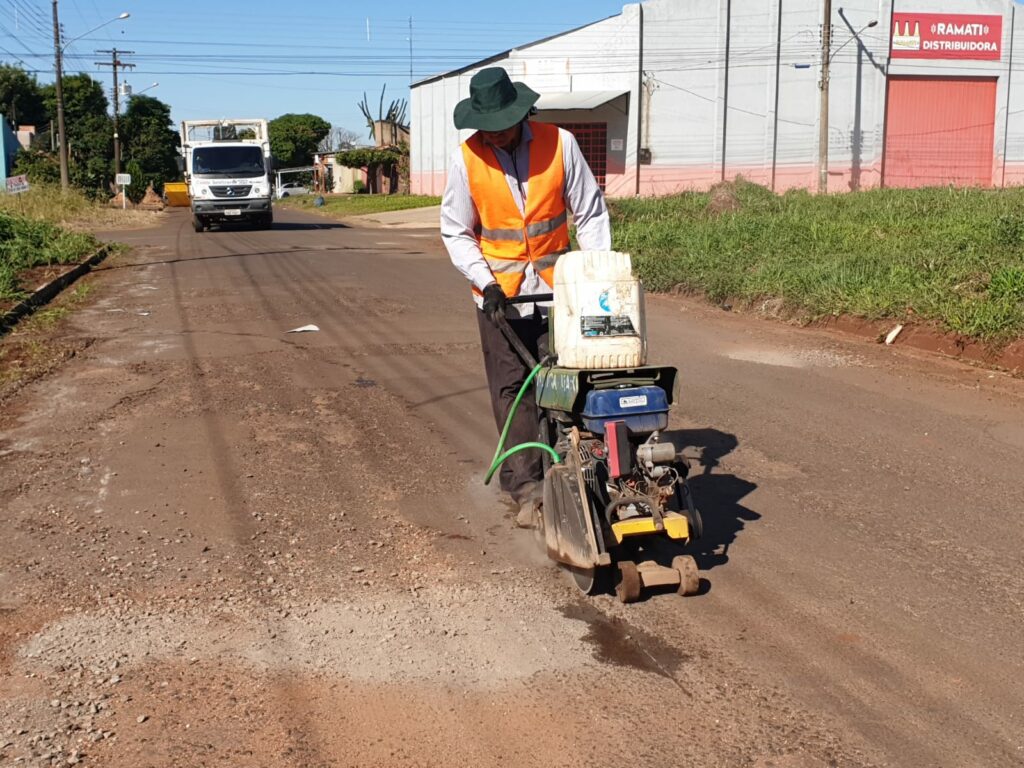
[{"x1": 440, "y1": 122, "x2": 612, "y2": 317}]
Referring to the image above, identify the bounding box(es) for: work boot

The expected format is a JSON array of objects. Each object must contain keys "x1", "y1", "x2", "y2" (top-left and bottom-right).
[{"x1": 516, "y1": 499, "x2": 540, "y2": 529}]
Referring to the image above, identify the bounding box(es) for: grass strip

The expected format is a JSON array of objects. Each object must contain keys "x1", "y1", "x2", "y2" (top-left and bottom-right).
[
  {"x1": 611, "y1": 181, "x2": 1024, "y2": 343},
  {"x1": 0, "y1": 211, "x2": 100, "y2": 306},
  {"x1": 278, "y1": 193, "x2": 440, "y2": 217}
]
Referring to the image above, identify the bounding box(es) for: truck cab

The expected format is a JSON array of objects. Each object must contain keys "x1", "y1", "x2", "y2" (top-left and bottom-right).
[{"x1": 180, "y1": 118, "x2": 274, "y2": 232}]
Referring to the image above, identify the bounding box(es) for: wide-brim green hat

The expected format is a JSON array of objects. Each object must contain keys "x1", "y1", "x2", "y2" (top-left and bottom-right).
[{"x1": 453, "y1": 67, "x2": 540, "y2": 132}]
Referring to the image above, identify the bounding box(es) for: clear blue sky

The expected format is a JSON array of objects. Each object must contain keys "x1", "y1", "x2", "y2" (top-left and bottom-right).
[{"x1": 0, "y1": 0, "x2": 628, "y2": 141}]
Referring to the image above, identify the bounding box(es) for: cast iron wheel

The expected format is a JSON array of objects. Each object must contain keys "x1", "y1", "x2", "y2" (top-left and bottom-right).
[
  {"x1": 672, "y1": 555, "x2": 700, "y2": 596},
  {"x1": 615, "y1": 560, "x2": 641, "y2": 603}
]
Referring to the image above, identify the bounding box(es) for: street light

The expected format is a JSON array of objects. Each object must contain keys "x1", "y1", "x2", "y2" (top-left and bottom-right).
[
  {"x1": 52, "y1": 4, "x2": 130, "y2": 190},
  {"x1": 818, "y1": 3, "x2": 877, "y2": 193},
  {"x1": 829, "y1": 19, "x2": 878, "y2": 63},
  {"x1": 135, "y1": 82, "x2": 159, "y2": 96}
]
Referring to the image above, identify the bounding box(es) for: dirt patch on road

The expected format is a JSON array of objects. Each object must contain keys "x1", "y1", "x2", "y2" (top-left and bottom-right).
[{"x1": 815, "y1": 314, "x2": 1024, "y2": 374}]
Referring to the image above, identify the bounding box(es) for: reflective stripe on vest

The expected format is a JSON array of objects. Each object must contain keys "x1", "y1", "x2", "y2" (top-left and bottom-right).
[{"x1": 462, "y1": 121, "x2": 570, "y2": 298}]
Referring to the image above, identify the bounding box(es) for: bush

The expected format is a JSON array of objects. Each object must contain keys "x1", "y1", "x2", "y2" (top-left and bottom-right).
[
  {"x1": 12, "y1": 148, "x2": 61, "y2": 186},
  {"x1": 124, "y1": 160, "x2": 146, "y2": 203},
  {"x1": 352, "y1": 179, "x2": 366, "y2": 194}
]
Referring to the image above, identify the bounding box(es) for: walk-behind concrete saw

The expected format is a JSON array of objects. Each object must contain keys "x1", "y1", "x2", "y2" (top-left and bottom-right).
[{"x1": 486, "y1": 250, "x2": 703, "y2": 603}]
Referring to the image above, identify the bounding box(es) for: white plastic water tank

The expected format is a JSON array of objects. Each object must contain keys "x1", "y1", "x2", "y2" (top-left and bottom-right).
[{"x1": 552, "y1": 250, "x2": 647, "y2": 369}]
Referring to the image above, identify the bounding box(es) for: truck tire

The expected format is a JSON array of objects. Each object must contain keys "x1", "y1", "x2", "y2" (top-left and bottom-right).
[{"x1": 192, "y1": 216, "x2": 204, "y2": 233}]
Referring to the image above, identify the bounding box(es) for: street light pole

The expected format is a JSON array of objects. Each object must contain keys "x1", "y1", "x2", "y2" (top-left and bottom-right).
[
  {"x1": 50, "y1": 8, "x2": 130, "y2": 191},
  {"x1": 96, "y1": 48, "x2": 135, "y2": 176},
  {"x1": 818, "y1": 0, "x2": 832, "y2": 194},
  {"x1": 52, "y1": 0, "x2": 69, "y2": 189},
  {"x1": 818, "y1": 13, "x2": 878, "y2": 194}
]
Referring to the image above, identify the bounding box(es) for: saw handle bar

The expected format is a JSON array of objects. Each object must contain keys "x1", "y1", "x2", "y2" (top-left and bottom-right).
[
  {"x1": 505, "y1": 292, "x2": 553, "y2": 305},
  {"x1": 490, "y1": 293, "x2": 553, "y2": 369},
  {"x1": 492, "y1": 311, "x2": 553, "y2": 370}
]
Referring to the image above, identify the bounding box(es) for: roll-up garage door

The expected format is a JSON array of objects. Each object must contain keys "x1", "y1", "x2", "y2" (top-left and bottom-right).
[{"x1": 883, "y1": 76, "x2": 997, "y2": 188}]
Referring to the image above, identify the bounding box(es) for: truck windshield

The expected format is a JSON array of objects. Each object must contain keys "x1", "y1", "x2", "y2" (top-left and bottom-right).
[{"x1": 192, "y1": 146, "x2": 265, "y2": 177}]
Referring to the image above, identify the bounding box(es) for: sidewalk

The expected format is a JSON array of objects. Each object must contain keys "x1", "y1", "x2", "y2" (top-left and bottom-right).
[{"x1": 339, "y1": 205, "x2": 441, "y2": 229}]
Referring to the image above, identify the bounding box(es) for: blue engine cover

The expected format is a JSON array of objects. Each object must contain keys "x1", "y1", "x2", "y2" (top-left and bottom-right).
[{"x1": 582, "y1": 386, "x2": 669, "y2": 435}]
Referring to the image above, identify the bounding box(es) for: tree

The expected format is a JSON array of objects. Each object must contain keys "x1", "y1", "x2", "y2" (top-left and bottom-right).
[
  {"x1": 12, "y1": 148, "x2": 60, "y2": 184},
  {"x1": 318, "y1": 126, "x2": 361, "y2": 153},
  {"x1": 121, "y1": 94, "x2": 180, "y2": 193},
  {"x1": 41, "y1": 74, "x2": 112, "y2": 195},
  {"x1": 357, "y1": 85, "x2": 408, "y2": 142},
  {"x1": 0, "y1": 64, "x2": 47, "y2": 128},
  {"x1": 268, "y1": 113, "x2": 330, "y2": 167}
]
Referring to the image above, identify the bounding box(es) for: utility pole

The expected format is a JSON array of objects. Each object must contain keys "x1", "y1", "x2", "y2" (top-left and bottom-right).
[
  {"x1": 818, "y1": 0, "x2": 832, "y2": 193},
  {"x1": 52, "y1": 0, "x2": 69, "y2": 189},
  {"x1": 95, "y1": 49, "x2": 135, "y2": 176}
]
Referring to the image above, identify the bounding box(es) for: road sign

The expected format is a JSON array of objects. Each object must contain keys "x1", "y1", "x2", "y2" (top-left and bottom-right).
[
  {"x1": 115, "y1": 173, "x2": 132, "y2": 186},
  {"x1": 5, "y1": 174, "x2": 30, "y2": 194}
]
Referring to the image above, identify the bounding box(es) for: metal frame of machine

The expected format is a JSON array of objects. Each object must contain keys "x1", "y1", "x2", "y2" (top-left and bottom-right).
[{"x1": 495, "y1": 290, "x2": 704, "y2": 603}]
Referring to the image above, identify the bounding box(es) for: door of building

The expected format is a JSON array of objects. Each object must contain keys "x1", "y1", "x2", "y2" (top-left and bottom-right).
[
  {"x1": 554, "y1": 122, "x2": 608, "y2": 190},
  {"x1": 883, "y1": 76, "x2": 997, "y2": 188}
]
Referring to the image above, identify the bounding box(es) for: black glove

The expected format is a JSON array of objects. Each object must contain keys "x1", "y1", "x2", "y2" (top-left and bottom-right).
[{"x1": 482, "y1": 283, "x2": 507, "y2": 321}]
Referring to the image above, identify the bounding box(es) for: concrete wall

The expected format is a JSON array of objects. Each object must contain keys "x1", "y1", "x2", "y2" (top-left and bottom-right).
[
  {"x1": 325, "y1": 157, "x2": 366, "y2": 194},
  {"x1": 411, "y1": 0, "x2": 1024, "y2": 196}
]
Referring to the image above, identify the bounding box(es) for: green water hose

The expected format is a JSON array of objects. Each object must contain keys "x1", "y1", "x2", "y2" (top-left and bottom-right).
[{"x1": 484, "y1": 362, "x2": 562, "y2": 485}]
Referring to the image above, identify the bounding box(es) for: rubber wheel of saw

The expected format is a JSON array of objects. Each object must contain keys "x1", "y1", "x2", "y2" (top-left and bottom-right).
[
  {"x1": 672, "y1": 555, "x2": 700, "y2": 596},
  {"x1": 615, "y1": 561, "x2": 641, "y2": 604}
]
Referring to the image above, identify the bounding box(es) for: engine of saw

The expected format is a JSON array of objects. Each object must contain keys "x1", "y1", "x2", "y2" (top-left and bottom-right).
[
  {"x1": 490, "y1": 250, "x2": 704, "y2": 603},
  {"x1": 535, "y1": 365, "x2": 702, "y2": 602}
]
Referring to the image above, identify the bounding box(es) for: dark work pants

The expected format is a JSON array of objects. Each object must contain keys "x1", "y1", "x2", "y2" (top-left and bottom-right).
[{"x1": 476, "y1": 308, "x2": 547, "y2": 504}]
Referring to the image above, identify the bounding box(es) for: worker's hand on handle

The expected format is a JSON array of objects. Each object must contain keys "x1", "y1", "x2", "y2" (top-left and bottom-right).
[{"x1": 482, "y1": 283, "x2": 507, "y2": 323}]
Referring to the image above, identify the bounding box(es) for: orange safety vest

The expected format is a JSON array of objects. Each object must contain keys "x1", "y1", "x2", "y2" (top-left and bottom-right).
[{"x1": 462, "y1": 121, "x2": 570, "y2": 298}]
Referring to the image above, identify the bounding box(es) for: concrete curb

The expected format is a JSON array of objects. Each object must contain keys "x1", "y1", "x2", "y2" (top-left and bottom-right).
[{"x1": 0, "y1": 246, "x2": 110, "y2": 335}]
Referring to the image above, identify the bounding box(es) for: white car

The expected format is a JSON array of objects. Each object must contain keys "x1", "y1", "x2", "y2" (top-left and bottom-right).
[{"x1": 277, "y1": 182, "x2": 308, "y2": 198}]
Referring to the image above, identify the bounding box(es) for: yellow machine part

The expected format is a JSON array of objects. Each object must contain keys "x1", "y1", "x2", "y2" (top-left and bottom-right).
[
  {"x1": 163, "y1": 182, "x2": 190, "y2": 207},
  {"x1": 611, "y1": 511, "x2": 690, "y2": 544}
]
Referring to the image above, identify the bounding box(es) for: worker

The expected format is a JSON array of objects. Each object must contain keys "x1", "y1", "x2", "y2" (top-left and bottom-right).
[{"x1": 441, "y1": 66, "x2": 611, "y2": 528}]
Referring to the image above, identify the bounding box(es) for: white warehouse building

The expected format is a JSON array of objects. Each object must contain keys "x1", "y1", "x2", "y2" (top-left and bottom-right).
[{"x1": 411, "y1": 0, "x2": 1024, "y2": 196}]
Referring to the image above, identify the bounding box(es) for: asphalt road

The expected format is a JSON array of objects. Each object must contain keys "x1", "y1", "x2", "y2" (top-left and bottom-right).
[{"x1": 1, "y1": 206, "x2": 1022, "y2": 767}]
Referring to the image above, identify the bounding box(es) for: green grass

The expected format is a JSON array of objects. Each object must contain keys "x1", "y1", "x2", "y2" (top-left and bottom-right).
[
  {"x1": 0, "y1": 211, "x2": 99, "y2": 306},
  {"x1": 279, "y1": 193, "x2": 441, "y2": 217},
  {"x1": 611, "y1": 181, "x2": 1024, "y2": 343}
]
